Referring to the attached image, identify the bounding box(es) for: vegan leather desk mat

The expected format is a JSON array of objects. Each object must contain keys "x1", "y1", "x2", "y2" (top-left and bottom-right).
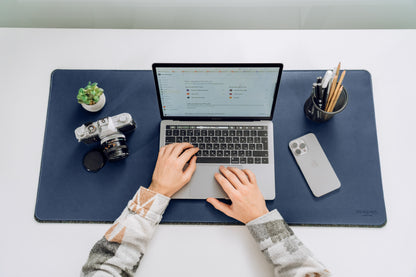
[{"x1": 35, "y1": 69, "x2": 386, "y2": 226}]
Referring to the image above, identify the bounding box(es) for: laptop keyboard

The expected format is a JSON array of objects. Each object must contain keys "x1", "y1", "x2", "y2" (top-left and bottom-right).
[{"x1": 164, "y1": 125, "x2": 269, "y2": 164}]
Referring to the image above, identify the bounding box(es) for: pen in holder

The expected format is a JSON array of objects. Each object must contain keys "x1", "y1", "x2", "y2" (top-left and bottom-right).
[
  {"x1": 304, "y1": 65, "x2": 348, "y2": 122},
  {"x1": 304, "y1": 86, "x2": 348, "y2": 122}
]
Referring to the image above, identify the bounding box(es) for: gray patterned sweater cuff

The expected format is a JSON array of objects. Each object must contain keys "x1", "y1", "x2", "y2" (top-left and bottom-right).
[{"x1": 246, "y1": 209, "x2": 331, "y2": 277}]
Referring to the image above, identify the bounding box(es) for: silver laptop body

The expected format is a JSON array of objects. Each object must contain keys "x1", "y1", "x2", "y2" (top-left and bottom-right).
[{"x1": 153, "y1": 63, "x2": 283, "y2": 200}]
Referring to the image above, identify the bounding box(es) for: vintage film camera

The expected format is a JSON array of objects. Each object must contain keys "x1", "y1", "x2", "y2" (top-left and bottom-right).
[{"x1": 75, "y1": 113, "x2": 136, "y2": 162}]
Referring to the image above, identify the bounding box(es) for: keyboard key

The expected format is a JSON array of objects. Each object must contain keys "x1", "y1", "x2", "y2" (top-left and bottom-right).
[
  {"x1": 230, "y1": 130, "x2": 236, "y2": 136},
  {"x1": 176, "y1": 137, "x2": 183, "y2": 143},
  {"x1": 166, "y1": 130, "x2": 172, "y2": 136},
  {"x1": 220, "y1": 144, "x2": 227, "y2": 150},
  {"x1": 238, "y1": 151, "x2": 245, "y2": 156},
  {"x1": 215, "y1": 130, "x2": 221, "y2": 136},
  {"x1": 249, "y1": 144, "x2": 255, "y2": 150},
  {"x1": 197, "y1": 137, "x2": 203, "y2": 143},
  {"x1": 235, "y1": 144, "x2": 241, "y2": 150},
  {"x1": 248, "y1": 157, "x2": 254, "y2": 164},
  {"x1": 206, "y1": 144, "x2": 213, "y2": 150},
  {"x1": 212, "y1": 137, "x2": 218, "y2": 143},
  {"x1": 226, "y1": 137, "x2": 232, "y2": 143},
  {"x1": 222, "y1": 130, "x2": 229, "y2": 136},
  {"x1": 204, "y1": 137, "x2": 211, "y2": 143},
  {"x1": 180, "y1": 130, "x2": 186, "y2": 136},
  {"x1": 231, "y1": 157, "x2": 240, "y2": 164},
  {"x1": 236, "y1": 130, "x2": 242, "y2": 136},
  {"x1": 246, "y1": 150, "x2": 252, "y2": 156},
  {"x1": 208, "y1": 130, "x2": 214, "y2": 136},
  {"x1": 240, "y1": 137, "x2": 247, "y2": 143},
  {"x1": 253, "y1": 151, "x2": 268, "y2": 157},
  {"x1": 213, "y1": 144, "x2": 220, "y2": 150},
  {"x1": 231, "y1": 150, "x2": 238, "y2": 156},
  {"x1": 233, "y1": 137, "x2": 239, "y2": 143},
  {"x1": 262, "y1": 158, "x2": 269, "y2": 164},
  {"x1": 183, "y1": 137, "x2": 190, "y2": 142},
  {"x1": 210, "y1": 150, "x2": 216, "y2": 156},
  {"x1": 199, "y1": 143, "x2": 205, "y2": 149},
  {"x1": 173, "y1": 130, "x2": 179, "y2": 136},
  {"x1": 242, "y1": 144, "x2": 248, "y2": 150},
  {"x1": 194, "y1": 130, "x2": 201, "y2": 136},
  {"x1": 243, "y1": 130, "x2": 250, "y2": 136},
  {"x1": 219, "y1": 137, "x2": 225, "y2": 143},
  {"x1": 217, "y1": 150, "x2": 223, "y2": 156},
  {"x1": 166, "y1": 137, "x2": 175, "y2": 143},
  {"x1": 197, "y1": 157, "x2": 231, "y2": 164},
  {"x1": 202, "y1": 150, "x2": 209, "y2": 156},
  {"x1": 228, "y1": 144, "x2": 234, "y2": 150},
  {"x1": 258, "y1": 131, "x2": 268, "y2": 136},
  {"x1": 240, "y1": 158, "x2": 247, "y2": 164},
  {"x1": 255, "y1": 158, "x2": 261, "y2": 164},
  {"x1": 187, "y1": 130, "x2": 194, "y2": 136},
  {"x1": 224, "y1": 150, "x2": 230, "y2": 157},
  {"x1": 256, "y1": 144, "x2": 263, "y2": 150}
]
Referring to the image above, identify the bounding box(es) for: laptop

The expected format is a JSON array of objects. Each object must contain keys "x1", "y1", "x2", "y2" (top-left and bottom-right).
[{"x1": 152, "y1": 63, "x2": 283, "y2": 199}]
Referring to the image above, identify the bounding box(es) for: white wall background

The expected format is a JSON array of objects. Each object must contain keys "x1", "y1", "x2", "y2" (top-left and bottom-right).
[{"x1": 1, "y1": 0, "x2": 415, "y2": 29}]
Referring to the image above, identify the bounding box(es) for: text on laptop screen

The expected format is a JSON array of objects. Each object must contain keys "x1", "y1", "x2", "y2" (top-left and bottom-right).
[{"x1": 156, "y1": 67, "x2": 281, "y2": 117}]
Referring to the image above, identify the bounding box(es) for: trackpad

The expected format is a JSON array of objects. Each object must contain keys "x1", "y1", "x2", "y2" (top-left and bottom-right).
[{"x1": 173, "y1": 164, "x2": 229, "y2": 199}]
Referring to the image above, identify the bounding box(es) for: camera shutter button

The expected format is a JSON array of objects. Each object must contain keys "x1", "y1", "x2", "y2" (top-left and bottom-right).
[
  {"x1": 76, "y1": 129, "x2": 85, "y2": 137},
  {"x1": 119, "y1": 115, "x2": 127, "y2": 122}
]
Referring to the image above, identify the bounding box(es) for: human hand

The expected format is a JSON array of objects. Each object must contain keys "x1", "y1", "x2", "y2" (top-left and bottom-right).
[
  {"x1": 148, "y1": 143, "x2": 199, "y2": 197},
  {"x1": 206, "y1": 166, "x2": 269, "y2": 224}
]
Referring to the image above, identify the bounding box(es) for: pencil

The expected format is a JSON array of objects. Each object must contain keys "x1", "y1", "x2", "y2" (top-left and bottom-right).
[
  {"x1": 327, "y1": 70, "x2": 346, "y2": 112},
  {"x1": 334, "y1": 70, "x2": 346, "y2": 98},
  {"x1": 335, "y1": 62, "x2": 341, "y2": 77},
  {"x1": 325, "y1": 73, "x2": 338, "y2": 111},
  {"x1": 328, "y1": 85, "x2": 343, "y2": 112}
]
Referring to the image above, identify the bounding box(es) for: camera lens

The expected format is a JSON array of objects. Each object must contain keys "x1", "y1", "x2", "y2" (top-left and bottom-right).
[{"x1": 101, "y1": 134, "x2": 129, "y2": 161}]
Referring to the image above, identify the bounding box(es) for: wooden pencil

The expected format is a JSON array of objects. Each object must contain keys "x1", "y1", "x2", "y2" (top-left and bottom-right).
[
  {"x1": 328, "y1": 85, "x2": 344, "y2": 112},
  {"x1": 333, "y1": 70, "x2": 346, "y2": 99},
  {"x1": 327, "y1": 70, "x2": 346, "y2": 112},
  {"x1": 325, "y1": 73, "x2": 338, "y2": 111},
  {"x1": 335, "y1": 62, "x2": 341, "y2": 77}
]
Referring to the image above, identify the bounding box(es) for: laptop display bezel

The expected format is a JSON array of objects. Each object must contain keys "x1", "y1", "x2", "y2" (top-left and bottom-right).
[{"x1": 152, "y1": 63, "x2": 284, "y2": 121}]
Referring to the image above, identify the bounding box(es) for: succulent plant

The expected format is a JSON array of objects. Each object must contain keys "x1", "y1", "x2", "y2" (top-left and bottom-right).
[{"x1": 77, "y1": 82, "x2": 104, "y2": 105}]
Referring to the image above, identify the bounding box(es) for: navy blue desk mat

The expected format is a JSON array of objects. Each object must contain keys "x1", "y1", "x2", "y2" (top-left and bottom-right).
[{"x1": 35, "y1": 69, "x2": 386, "y2": 227}]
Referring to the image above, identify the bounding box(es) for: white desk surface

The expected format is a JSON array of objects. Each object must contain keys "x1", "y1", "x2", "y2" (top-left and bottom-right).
[{"x1": 0, "y1": 28, "x2": 415, "y2": 277}]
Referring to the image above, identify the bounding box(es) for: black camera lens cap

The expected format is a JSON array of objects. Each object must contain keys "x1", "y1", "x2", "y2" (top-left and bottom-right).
[{"x1": 83, "y1": 149, "x2": 106, "y2": 172}]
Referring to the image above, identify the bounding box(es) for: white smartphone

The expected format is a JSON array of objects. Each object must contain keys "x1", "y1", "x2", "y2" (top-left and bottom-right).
[{"x1": 289, "y1": 133, "x2": 341, "y2": 197}]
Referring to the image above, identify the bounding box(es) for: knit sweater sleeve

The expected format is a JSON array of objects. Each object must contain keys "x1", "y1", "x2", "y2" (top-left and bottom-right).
[
  {"x1": 81, "y1": 186, "x2": 170, "y2": 277},
  {"x1": 246, "y1": 209, "x2": 331, "y2": 277}
]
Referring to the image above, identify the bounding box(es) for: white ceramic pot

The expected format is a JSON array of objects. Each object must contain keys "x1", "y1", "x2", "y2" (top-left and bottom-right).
[{"x1": 81, "y1": 93, "x2": 106, "y2": 112}]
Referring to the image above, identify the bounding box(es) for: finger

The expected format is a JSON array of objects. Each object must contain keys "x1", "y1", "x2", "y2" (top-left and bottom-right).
[
  {"x1": 183, "y1": 155, "x2": 197, "y2": 182},
  {"x1": 243, "y1": 169, "x2": 257, "y2": 185},
  {"x1": 162, "y1": 143, "x2": 178, "y2": 156},
  {"x1": 214, "y1": 172, "x2": 236, "y2": 197},
  {"x1": 171, "y1": 142, "x2": 194, "y2": 157},
  {"x1": 206, "y1": 198, "x2": 233, "y2": 218},
  {"x1": 178, "y1": 146, "x2": 199, "y2": 164},
  {"x1": 219, "y1": 166, "x2": 243, "y2": 189},
  {"x1": 227, "y1": 167, "x2": 250, "y2": 186},
  {"x1": 159, "y1": 143, "x2": 171, "y2": 157}
]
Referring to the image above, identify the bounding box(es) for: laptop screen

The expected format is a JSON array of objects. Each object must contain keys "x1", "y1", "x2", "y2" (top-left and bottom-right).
[{"x1": 153, "y1": 64, "x2": 283, "y2": 120}]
